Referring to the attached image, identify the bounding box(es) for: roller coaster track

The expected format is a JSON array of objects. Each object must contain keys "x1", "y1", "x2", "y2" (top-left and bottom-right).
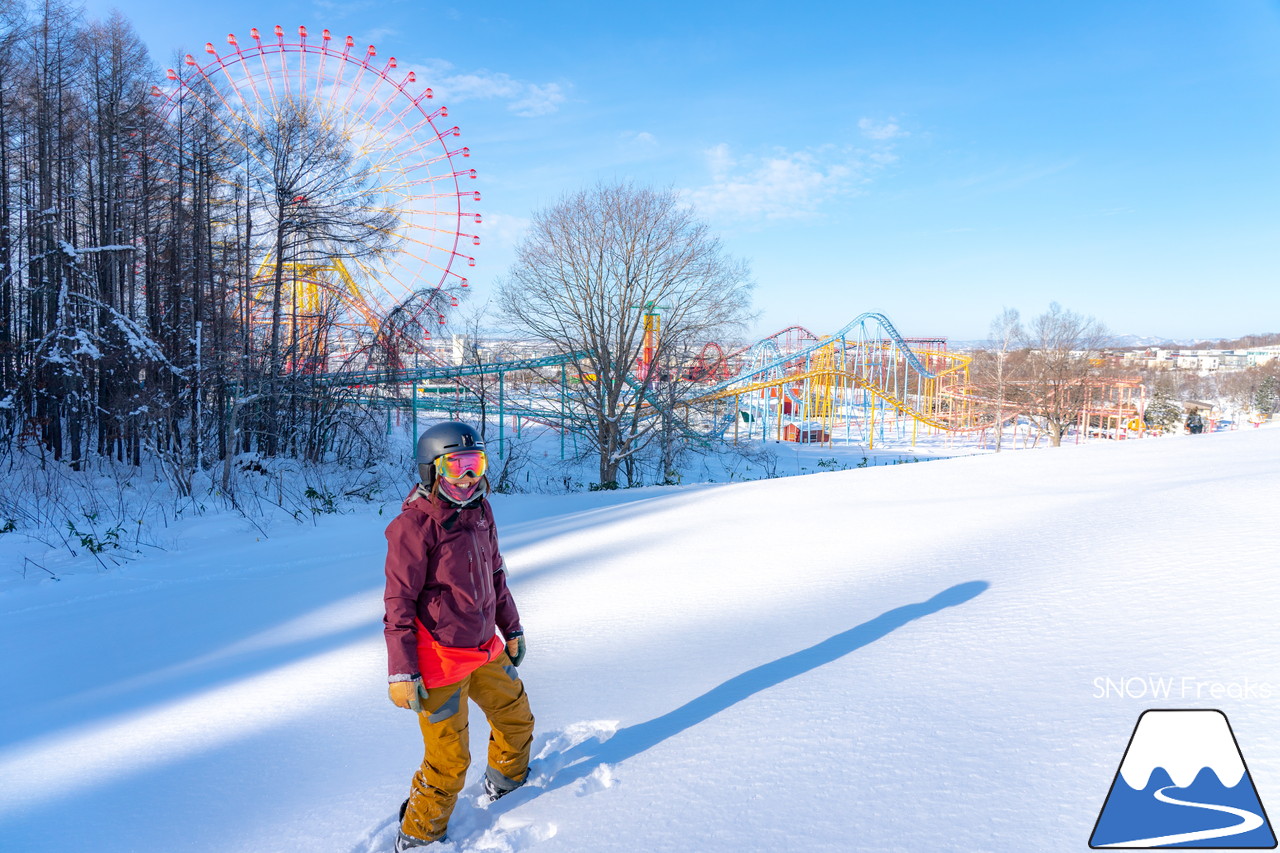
[
  {"x1": 325, "y1": 312, "x2": 987, "y2": 445},
  {"x1": 339, "y1": 350, "x2": 589, "y2": 434},
  {"x1": 691, "y1": 312, "x2": 978, "y2": 436},
  {"x1": 706, "y1": 313, "x2": 948, "y2": 391},
  {"x1": 317, "y1": 351, "x2": 588, "y2": 386},
  {"x1": 702, "y1": 368, "x2": 959, "y2": 430}
]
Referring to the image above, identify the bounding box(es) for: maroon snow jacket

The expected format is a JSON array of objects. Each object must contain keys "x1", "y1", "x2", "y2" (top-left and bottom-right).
[{"x1": 382, "y1": 486, "x2": 522, "y2": 679}]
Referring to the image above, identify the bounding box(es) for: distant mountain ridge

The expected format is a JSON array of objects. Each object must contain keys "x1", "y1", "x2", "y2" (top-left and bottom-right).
[{"x1": 1107, "y1": 334, "x2": 1196, "y2": 348}]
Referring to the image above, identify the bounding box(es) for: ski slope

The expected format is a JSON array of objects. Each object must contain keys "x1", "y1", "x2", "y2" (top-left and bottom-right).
[{"x1": 2, "y1": 428, "x2": 1279, "y2": 852}]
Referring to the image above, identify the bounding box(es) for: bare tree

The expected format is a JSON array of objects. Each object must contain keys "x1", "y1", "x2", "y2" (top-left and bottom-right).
[
  {"x1": 447, "y1": 302, "x2": 505, "y2": 436},
  {"x1": 0, "y1": 1, "x2": 406, "y2": 503},
  {"x1": 498, "y1": 182, "x2": 753, "y2": 487},
  {"x1": 375, "y1": 284, "x2": 454, "y2": 374},
  {"x1": 243, "y1": 100, "x2": 400, "y2": 454},
  {"x1": 983, "y1": 307, "x2": 1022, "y2": 452},
  {"x1": 1010, "y1": 302, "x2": 1110, "y2": 447},
  {"x1": 1214, "y1": 363, "x2": 1280, "y2": 418}
]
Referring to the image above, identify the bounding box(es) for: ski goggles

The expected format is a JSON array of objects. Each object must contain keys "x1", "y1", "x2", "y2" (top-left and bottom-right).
[{"x1": 435, "y1": 449, "x2": 487, "y2": 481}]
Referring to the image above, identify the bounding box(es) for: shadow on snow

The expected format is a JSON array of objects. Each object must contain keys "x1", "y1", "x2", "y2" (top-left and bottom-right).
[{"x1": 514, "y1": 580, "x2": 989, "y2": 803}]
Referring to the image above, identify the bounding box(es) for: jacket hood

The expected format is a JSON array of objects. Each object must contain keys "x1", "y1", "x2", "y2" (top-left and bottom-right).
[
  {"x1": 401, "y1": 484, "x2": 487, "y2": 520},
  {"x1": 401, "y1": 484, "x2": 435, "y2": 516}
]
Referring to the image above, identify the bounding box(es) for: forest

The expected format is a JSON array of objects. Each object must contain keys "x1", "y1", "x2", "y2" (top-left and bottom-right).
[{"x1": 0, "y1": 2, "x2": 423, "y2": 500}]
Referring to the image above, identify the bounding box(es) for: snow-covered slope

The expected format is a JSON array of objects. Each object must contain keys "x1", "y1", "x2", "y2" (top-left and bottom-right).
[{"x1": 2, "y1": 429, "x2": 1279, "y2": 852}]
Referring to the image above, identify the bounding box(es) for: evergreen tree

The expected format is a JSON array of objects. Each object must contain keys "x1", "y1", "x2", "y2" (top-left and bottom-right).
[
  {"x1": 1143, "y1": 387, "x2": 1183, "y2": 432},
  {"x1": 1255, "y1": 376, "x2": 1279, "y2": 415}
]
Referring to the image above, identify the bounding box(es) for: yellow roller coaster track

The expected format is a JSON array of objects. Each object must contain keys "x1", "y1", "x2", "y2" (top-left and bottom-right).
[{"x1": 244, "y1": 254, "x2": 382, "y2": 332}]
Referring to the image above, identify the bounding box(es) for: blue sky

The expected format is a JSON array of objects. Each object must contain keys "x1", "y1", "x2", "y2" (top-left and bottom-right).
[{"x1": 86, "y1": 1, "x2": 1280, "y2": 342}]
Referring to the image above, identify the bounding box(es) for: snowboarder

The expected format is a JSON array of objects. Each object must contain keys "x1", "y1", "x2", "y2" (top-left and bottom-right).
[
  {"x1": 1185, "y1": 409, "x2": 1205, "y2": 435},
  {"x1": 382, "y1": 421, "x2": 534, "y2": 850}
]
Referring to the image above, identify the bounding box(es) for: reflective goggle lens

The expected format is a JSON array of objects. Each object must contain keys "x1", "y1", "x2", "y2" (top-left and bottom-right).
[{"x1": 435, "y1": 450, "x2": 487, "y2": 480}]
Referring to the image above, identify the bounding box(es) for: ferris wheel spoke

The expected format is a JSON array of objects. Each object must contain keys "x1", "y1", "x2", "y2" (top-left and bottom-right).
[
  {"x1": 374, "y1": 143, "x2": 440, "y2": 177},
  {"x1": 383, "y1": 227, "x2": 454, "y2": 255},
  {"x1": 296, "y1": 34, "x2": 308, "y2": 97},
  {"x1": 380, "y1": 146, "x2": 471, "y2": 172},
  {"x1": 326, "y1": 51, "x2": 351, "y2": 113},
  {"x1": 349, "y1": 204, "x2": 462, "y2": 219},
  {"x1": 251, "y1": 38, "x2": 281, "y2": 115},
  {"x1": 350, "y1": 218, "x2": 451, "y2": 252},
  {"x1": 168, "y1": 83, "x2": 270, "y2": 173},
  {"x1": 390, "y1": 129, "x2": 466, "y2": 163},
  {"x1": 340, "y1": 48, "x2": 374, "y2": 113},
  {"x1": 212, "y1": 57, "x2": 267, "y2": 136},
  {"x1": 183, "y1": 58, "x2": 261, "y2": 140},
  {"x1": 351, "y1": 67, "x2": 393, "y2": 120},
  {"x1": 363, "y1": 245, "x2": 453, "y2": 281},
  {"x1": 355, "y1": 140, "x2": 416, "y2": 173},
  {"x1": 376, "y1": 112, "x2": 439, "y2": 153},
  {"x1": 363, "y1": 83, "x2": 415, "y2": 135},
  {"x1": 312, "y1": 45, "x2": 331, "y2": 102},
  {"x1": 370, "y1": 98, "x2": 428, "y2": 149},
  {"x1": 363, "y1": 170, "x2": 432, "y2": 202},
  {"x1": 276, "y1": 40, "x2": 294, "y2": 102}
]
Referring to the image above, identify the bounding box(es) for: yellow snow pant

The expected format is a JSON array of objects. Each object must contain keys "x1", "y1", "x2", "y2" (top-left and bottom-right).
[{"x1": 401, "y1": 654, "x2": 534, "y2": 843}]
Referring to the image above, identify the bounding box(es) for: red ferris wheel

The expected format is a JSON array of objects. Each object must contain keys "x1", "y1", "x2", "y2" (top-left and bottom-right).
[{"x1": 151, "y1": 24, "x2": 479, "y2": 367}]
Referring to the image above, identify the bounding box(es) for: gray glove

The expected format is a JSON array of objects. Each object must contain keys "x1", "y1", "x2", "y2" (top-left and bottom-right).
[{"x1": 506, "y1": 632, "x2": 526, "y2": 667}]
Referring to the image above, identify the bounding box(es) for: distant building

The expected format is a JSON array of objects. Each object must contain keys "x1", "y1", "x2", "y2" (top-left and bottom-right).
[
  {"x1": 1246, "y1": 347, "x2": 1280, "y2": 366},
  {"x1": 1111, "y1": 343, "x2": 1280, "y2": 374},
  {"x1": 446, "y1": 334, "x2": 558, "y2": 365}
]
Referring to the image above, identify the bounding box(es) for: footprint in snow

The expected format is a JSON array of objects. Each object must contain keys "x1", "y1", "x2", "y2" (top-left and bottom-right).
[{"x1": 525, "y1": 719, "x2": 620, "y2": 791}]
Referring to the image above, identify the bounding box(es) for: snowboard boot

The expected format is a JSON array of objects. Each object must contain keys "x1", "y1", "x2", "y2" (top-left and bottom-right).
[
  {"x1": 483, "y1": 767, "x2": 527, "y2": 803},
  {"x1": 394, "y1": 831, "x2": 445, "y2": 850}
]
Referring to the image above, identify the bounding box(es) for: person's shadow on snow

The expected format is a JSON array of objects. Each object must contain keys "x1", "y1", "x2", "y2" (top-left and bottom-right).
[{"x1": 506, "y1": 580, "x2": 990, "y2": 805}]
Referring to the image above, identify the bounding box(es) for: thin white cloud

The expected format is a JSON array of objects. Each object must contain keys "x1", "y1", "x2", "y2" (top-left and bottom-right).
[
  {"x1": 617, "y1": 130, "x2": 660, "y2": 158},
  {"x1": 619, "y1": 130, "x2": 658, "y2": 147},
  {"x1": 411, "y1": 59, "x2": 566, "y2": 117},
  {"x1": 508, "y1": 82, "x2": 566, "y2": 117},
  {"x1": 706, "y1": 141, "x2": 735, "y2": 177},
  {"x1": 949, "y1": 159, "x2": 1079, "y2": 193},
  {"x1": 481, "y1": 212, "x2": 533, "y2": 255},
  {"x1": 858, "y1": 117, "x2": 908, "y2": 141},
  {"x1": 686, "y1": 144, "x2": 885, "y2": 221},
  {"x1": 359, "y1": 27, "x2": 398, "y2": 44}
]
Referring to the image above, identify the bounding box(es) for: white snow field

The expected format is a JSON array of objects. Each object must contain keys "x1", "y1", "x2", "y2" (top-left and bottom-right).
[{"x1": 3, "y1": 428, "x2": 1279, "y2": 852}]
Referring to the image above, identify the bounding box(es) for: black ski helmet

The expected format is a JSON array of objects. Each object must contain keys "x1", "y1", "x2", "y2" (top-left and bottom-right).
[{"x1": 416, "y1": 421, "x2": 485, "y2": 484}]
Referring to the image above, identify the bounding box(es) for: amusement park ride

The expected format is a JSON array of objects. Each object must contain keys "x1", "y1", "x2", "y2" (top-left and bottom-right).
[
  {"x1": 153, "y1": 25, "x2": 1146, "y2": 456},
  {"x1": 151, "y1": 25, "x2": 477, "y2": 368},
  {"x1": 336, "y1": 310, "x2": 1083, "y2": 458}
]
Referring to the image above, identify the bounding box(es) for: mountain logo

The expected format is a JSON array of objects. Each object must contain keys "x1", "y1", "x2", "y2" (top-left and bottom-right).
[{"x1": 1090, "y1": 709, "x2": 1277, "y2": 849}]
